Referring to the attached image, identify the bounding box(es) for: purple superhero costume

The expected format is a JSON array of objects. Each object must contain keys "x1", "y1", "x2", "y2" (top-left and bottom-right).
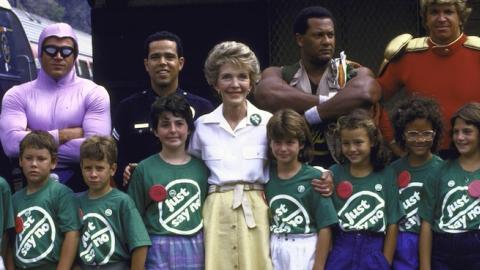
[{"x1": 0, "y1": 23, "x2": 110, "y2": 190}]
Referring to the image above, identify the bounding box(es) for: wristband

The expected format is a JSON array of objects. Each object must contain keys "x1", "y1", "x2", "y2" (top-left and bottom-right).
[
  {"x1": 318, "y1": 95, "x2": 329, "y2": 104},
  {"x1": 304, "y1": 106, "x2": 322, "y2": 125}
]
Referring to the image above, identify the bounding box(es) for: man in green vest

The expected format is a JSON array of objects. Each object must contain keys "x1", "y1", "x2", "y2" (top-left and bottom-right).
[{"x1": 254, "y1": 6, "x2": 381, "y2": 167}]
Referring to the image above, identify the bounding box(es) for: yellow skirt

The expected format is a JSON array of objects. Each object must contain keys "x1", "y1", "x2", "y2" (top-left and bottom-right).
[{"x1": 203, "y1": 189, "x2": 272, "y2": 270}]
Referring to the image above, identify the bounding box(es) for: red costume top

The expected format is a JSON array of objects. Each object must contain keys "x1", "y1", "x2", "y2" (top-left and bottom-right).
[{"x1": 378, "y1": 34, "x2": 480, "y2": 150}]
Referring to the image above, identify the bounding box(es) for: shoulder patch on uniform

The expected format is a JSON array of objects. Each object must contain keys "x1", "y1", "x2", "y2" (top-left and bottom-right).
[
  {"x1": 405, "y1": 37, "x2": 429, "y2": 52},
  {"x1": 464, "y1": 36, "x2": 480, "y2": 50}
]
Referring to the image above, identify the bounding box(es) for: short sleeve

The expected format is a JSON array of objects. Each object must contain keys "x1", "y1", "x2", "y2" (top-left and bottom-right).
[
  {"x1": 1, "y1": 178, "x2": 14, "y2": 232},
  {"x1": 329, "y1": 164, "x2": 341, "y2": 184},
  {"x1": 121, "y1": 197, "x2": 151, "y2": 251},
  {"x1": 312, "y1": 194, "x2": 338, "y2": 230},
  {"x1": 418, "y1": 167, "x2": 442, "y2": 224},
  {"x1": 384, "y1": 166, "x2": 404, "y2": 225},
  {"x1": 128, "y1": 164, "x2": 147, "y2": 216},
  {"x1": 55, "y1": 186, "x2": 81, "y2": 232},
  {"x1": 188, "y1": 127, "x2": 203, "y2": 159}
]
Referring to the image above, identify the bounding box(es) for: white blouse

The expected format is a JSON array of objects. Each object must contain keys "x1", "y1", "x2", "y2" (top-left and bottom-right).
[{"x1": 188, "y1": 101, "x2": 272, "y2": 186}]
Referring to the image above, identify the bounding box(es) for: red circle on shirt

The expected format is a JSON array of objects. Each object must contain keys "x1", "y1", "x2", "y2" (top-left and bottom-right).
[
  {"x1": 149, "y1": 184, "x2": 167, "y2": 202},
  {"x1": 336, "y1": 180, "x2": 353, "y2": 200},
  {"x1": 15, "y1": 216, "x2": 23, "y2": 233},
  {"x1": 468, "y1": 180, "x2": 480, "y2": 198},
  {"x1": 397, "y1": 171, "x2": 411, "y2": 188}
]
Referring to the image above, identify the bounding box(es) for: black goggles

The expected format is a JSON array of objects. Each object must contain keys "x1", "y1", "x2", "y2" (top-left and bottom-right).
[{"x1": 42, "y1": 45, "x2": 75, "y2": 58}]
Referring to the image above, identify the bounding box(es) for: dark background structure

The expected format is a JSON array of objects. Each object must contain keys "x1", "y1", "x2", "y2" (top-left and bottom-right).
[{"x1": 89, "y1": 0, "x2": 480, "y2": 109}]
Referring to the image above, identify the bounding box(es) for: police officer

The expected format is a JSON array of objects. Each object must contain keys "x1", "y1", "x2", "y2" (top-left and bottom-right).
[{"x1": 112, "y1": 31, "x2": 213, "y2": 187}]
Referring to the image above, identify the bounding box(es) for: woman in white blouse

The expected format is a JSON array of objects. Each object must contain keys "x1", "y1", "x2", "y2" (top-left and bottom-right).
[{"x1": 189, "y1": 41, "x2": 273, "y2": 270}]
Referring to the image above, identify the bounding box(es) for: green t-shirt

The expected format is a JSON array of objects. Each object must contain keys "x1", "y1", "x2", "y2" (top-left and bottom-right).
[
  {"x1": 418, "y1": 159, "x2": 480, "y2": 233},
  {"x1": 329, "y1": 164, "x2": 404, "y2": 232},
  {"x1": 391, "y1": 155, "x2": 443, "y2": 233},
  {"x1": 266, "y1": 163, "x2": 338, "y2": 234},
  {"x1": 12, "y1": 179, "x2": 81, "y2": 269},
  {"x1": 78, "y1": 188, "x2": 151, "y2": 266},
  {"x1": 0, "y1": 177, "x2": 14, "y2": 249},
  {"x1": 128, "y1": 154, "x2": 209, "y2": 235}
]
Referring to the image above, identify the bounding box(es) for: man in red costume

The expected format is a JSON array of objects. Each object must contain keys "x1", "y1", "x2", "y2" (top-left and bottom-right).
[{"x1": 378, "y1": 0, "x2": 480, "y2": 157}]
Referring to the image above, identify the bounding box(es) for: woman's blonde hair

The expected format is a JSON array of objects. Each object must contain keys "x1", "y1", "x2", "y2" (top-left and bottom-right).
[{"x1": 204, "y1": 41, "x2": 260, "y2": 88}]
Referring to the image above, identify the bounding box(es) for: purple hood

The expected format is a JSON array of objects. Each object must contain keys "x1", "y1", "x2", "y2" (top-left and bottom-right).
[
  {"x1": 37, "y1": 23, "x2": 79, "y2": 85},
  {"x1": 38, "y1": 22, "x2": 78, "y2": 57}
]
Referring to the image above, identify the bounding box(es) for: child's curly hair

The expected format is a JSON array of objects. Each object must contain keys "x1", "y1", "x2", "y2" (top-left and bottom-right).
[{"x1": 390, "y1": 95, "x2": 443, "y2": 153}]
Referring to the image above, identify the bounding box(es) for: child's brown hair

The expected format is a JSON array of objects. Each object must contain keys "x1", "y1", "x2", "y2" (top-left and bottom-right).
[
  {"x1": 267, "y1": 109, "x2": 313, "y2": 163},
  {"x1": 19, "y1": 130, "x2": 58, "y2": 161},
  {"x1": 80, "y1": 136, "x2": 118, "y2": 165},
  {"x1": 333, "y1": 109, "x2": 390, "y2": 171}
]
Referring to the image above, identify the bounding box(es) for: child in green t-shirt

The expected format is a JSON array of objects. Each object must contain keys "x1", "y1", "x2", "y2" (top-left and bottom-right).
[
  {"x1": 0, "y1": 176, "x2": 14, "y2": 269},
  {"x1": 265, "y1": 109, "x2": 338, "y2": 270},
  {"x1": 418, "y1": 102, "x2": 480, "y2": 269},
  {"x1": 128, "y1": 95, "x2": 209, "y2": 269},
  {"x1": 326, "y1": 109, "x2": 403, "y2": 270},
  {"x1": 77, "y1": 136, "x2": 151, "y2": 269},
  {"x1": 8, "y1": 131, "x2": 81, "y2": 269},
  {"x1": 389, "y1": 96, "x2": 444, "y2": 270}
]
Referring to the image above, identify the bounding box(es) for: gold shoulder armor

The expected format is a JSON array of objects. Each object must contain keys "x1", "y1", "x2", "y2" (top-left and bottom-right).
[
  {"x1": 384, "y1": 34, "x2": 413, "y2": 59},
  {"x1": 405, "y1": 37, "x2": 429, "y2": 52},
  {"x1": 378, "y1": 35, "x2": 428, "y2": 76},
  {"x1": 464, "y1": 36, "x2": 480, "y2": 50},
  {"x1": 378, "y1": 34, "x2": 412, "y2": 76}
]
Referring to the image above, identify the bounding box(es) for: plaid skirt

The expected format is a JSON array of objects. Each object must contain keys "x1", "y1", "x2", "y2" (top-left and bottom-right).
[{"x1": 145, "y1": 231, "x2": 204, "y2": 270}]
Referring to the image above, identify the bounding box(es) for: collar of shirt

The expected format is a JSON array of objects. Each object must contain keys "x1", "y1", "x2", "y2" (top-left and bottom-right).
[
  {"x1": 202, "y1": 100, "x2": 267, "y2": 134},
  {"x1": 146, "y1": 87, "x2": 186, "y2": 99},
  {"x1": 428, "y1": 33, "x2": 466, "y2": 57}
]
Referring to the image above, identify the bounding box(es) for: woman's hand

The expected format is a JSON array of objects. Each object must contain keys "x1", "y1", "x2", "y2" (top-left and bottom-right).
[{"x1": 311, "y1": 170, "x2": 334, "y2": 197}]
